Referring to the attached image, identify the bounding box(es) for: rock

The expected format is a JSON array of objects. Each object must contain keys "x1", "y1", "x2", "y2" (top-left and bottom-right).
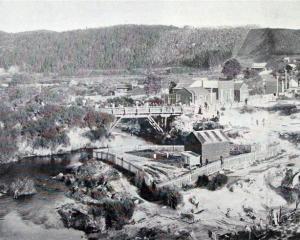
[
  {"x1": 63, "y1": 174, "x2": 76, "y2": 186},
  {"x1": 58, "y1": 203, "x2": 101, "y2": 234},
  {"x1": 0, "y1": 183, "x2": 9, "y2": 195},
  {"x1": 66, "y1": 162, "x2": 83, "y2": 173},
  {"x1": 134, "y1": 227, "x2": 191, "y2": 240},
  {"x1": 9, "y1": 178, "x2": 37, "y2": 199},
  {"x1": 53, "y1": 172, "x2": 64, "y2": 181},
  {"x1": 77, "y1": 160, "x2": 105, "y2": 178}
]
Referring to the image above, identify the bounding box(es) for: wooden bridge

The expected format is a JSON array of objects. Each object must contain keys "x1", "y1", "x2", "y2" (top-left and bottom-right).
[
  {"x1": 100, "y1": 106, "x2": 184, "y2": 117},
  {"x1": 100, "y1": 106, "x2": 184, "y2": 133}
]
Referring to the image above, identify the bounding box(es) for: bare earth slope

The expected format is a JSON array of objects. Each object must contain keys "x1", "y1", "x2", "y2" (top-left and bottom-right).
[{"x1": 238, "y1": 28, "x2": 300, "y2": 61}]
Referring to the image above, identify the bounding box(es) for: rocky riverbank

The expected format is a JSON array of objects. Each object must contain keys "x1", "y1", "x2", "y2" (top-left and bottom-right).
[{"x1": 54, "y1": 159, "x2": 136, "y2": 238}]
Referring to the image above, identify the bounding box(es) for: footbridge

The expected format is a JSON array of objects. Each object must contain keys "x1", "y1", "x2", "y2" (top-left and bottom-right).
[{"x1": 100, "y1": 106, "x2": 184, "y2": 133}]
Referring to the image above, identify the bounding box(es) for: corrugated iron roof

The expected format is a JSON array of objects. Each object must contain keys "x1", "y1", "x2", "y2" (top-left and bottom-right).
[
  {"x1": 192, "y1": 129, "x2": 230, "y2": 144},
  {"x1": 185, "y1": 87, "x2": 209, "y2": 96},
  {"x1": 252, "y1": 62, "x2": 267, "y2": 68}
]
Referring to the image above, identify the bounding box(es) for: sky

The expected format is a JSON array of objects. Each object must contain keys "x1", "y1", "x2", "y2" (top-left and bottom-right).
[{"x1": 0, "y1": 0, "x2": 299, "y2": 33}]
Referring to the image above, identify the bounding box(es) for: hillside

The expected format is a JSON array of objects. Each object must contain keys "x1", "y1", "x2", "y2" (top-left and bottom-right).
[
  {"x1": 0, "y1": 25, "x2": 249, "y2": 74},
  {"x1": 0, "y1": 26, "x2": 299, "y2": 75},
  {"x1": 238, "y1": 28, "x2": 300, "y2": 61}
]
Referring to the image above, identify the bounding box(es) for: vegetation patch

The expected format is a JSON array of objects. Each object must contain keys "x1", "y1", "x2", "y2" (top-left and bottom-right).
[{"x1": 196, "y1": 173, "x2": 228, "y2": 191}]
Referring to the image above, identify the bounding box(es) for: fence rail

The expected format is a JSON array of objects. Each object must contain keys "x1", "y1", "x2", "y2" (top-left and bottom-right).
[
  {"x1": 93, "y1": 142, "x2": 281, "y2": 189},
  {"x1": 99, "y1": 106, "x2": 184, "y2": 116},
  {"x1": 157, "y1": 142, "x2": 281, "y2": 188},
  {"x1": 94, "y1": 145, "x2": 185, "y2": 153}
]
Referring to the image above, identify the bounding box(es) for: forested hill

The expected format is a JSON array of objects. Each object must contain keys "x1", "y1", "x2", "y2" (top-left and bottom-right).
[
  {"x1": 238, "y1": 28, "x2": 300, "y2": 60},
  {"x1": 0, "y1": 25, "x2": 249, "y2": 74}
]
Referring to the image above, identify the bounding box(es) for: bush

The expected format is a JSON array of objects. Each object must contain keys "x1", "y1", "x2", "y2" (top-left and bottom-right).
[
  {"x1": 207, "y1": 174, "x2": 228, "y2": 191},
  {"x1": 103, "y1": 198, "x2": 135, "y2": 229},
  {"x1": 196, "y1": 173, "x2": 228, "y2": 191},
  {"x1": 138, "y1": 180, "x2": 182, "y2": 209},
  {"x1": 159, "y1": 187, "x2": 182, "y2": 209},
  {"x1": 139, "y1": 180, "x2": 158, "y2": 202},
  {"x1": 196, "y1": 175, "x2": 210, "y2": 187}
]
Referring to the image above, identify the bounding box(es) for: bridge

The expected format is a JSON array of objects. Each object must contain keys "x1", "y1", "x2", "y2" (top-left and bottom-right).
[{"x1": 99, "y1": 106, "x2": 185, "y2": 133}]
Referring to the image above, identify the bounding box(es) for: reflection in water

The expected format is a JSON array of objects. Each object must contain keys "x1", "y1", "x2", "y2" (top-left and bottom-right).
[
  {"x1": 0, "y1": 150, "x2": 92, "y2": 240},
  {"x1": 0, "y1": 212, "x2": 85, "y2": 240}
]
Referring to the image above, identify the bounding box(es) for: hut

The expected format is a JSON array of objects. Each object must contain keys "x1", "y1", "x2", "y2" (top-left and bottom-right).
[{"x1": 185, "y1": 129, "x2": 231, "y2": 163}]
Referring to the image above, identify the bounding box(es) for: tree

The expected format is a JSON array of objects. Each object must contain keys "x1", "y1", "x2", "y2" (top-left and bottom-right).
[
  {"x1": 168, "y1": 81, "x2": 177, "y2": 94},
  {"x1": 222, "y1": 58, "x2": 241, "y2": 79},
  {"x1": 144, "y1": 74, "x2": 162, "y2": 95}
]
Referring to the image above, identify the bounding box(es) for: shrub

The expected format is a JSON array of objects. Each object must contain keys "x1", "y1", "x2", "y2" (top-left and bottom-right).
[
  {"x1": 207, "y1": 174, "x2": 228, "y2": 191},
  {"x1": 103, "y1": 198, "x2": 135, "y2": 229},
  {"x1": 138, "y1": 180, "x2": 182, "y2": 209},
  {"x1": 139, "y1": 179, "x2": 158, "y2": 202},
  {"x1": 159, "y1": 187, "x2": 182, "y2": 209},
  {"x1": 196, "y1": 175, "x2": 209, "y2": 187}
]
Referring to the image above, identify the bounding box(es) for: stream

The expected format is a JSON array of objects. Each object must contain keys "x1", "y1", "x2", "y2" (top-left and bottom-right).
[
  {"x1": 0, "y1": 130, "x2": 150, "y2": 240},
  {"x1": 0, "y1": 150, "x2": 92, "y2": 240}
]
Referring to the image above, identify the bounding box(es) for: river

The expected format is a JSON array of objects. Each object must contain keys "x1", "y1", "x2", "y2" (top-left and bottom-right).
[{"x1": 0, "y1": 130, "x2": 150, "y2": 240}]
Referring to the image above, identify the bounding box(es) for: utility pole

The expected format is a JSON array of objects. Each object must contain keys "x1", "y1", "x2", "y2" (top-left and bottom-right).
[
  {"x1": 285, "y1": 68, "x2": 288, "y2": 90},
  {"x1": 276, "y1": 75, "x2": 279, "y2": 97}
]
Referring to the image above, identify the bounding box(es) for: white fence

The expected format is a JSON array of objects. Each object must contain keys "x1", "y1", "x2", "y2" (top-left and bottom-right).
[
  {"x1": 95, "y1": 145, "x2": 185, "y2": 153},
  {"x1": 93, "y1": 142, "x2": 281, "y2": 189},
  {"x1": 93, "y1": 151, "x2": 143, "y2": 175},
  {"x1": 157, "y1": 142, "x2": 281, "y2": 188}
]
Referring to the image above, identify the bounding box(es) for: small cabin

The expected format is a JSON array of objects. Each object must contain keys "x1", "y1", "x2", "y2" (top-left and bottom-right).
[
  {"x1": 234, "y1": 82, "x2": 249, "y2": 102},
  {"x1": 114, "y1": 84, "x2": 132, "y2": 96},
  {"x1": 185, "y1": 129, "x2": 231, "y2": 163},
  {"x1": 181, "y1": 151, "x2": 201, "y2": 169},
  {"x1": 251, "y1": 62, "x2": 267, "y2": 72}
]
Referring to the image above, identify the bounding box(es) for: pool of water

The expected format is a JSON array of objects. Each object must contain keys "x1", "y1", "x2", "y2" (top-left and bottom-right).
[{"x1": 0, "y1": 150, "x2": 92, "y2": 240}]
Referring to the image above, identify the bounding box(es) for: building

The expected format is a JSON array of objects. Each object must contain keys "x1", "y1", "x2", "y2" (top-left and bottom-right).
[
  {"x1": 181, "y1": 151, "x2": 201, "y2": 169},
  {"x1": 262, "y1": 74, "x2": 282, "y2": 95},
  {"x1": 185, "y1": 129, "x2": 231, "y2": 163},
  {"x1": 166, "y1": 77, "x2": 236, "y2": 105},
  {"x1": 192, "y1": 78, "x2": 234, "y2": 104},
  {"x1": 251, "y1": 62, "x2": 267, "y2": 72},
  {"x1": 234, "y1": 82, "x2": 249, "y2": 102},
  {"x1": 166, "y1": 80, "x2": 212, "y2": 105},
  {"x1": 218, "y1": 80, "x2": 235, "y2": 104},
  {"x1": 289, "y1": 78, "x2": 300, "y2": 89},
  {"x1": 172, "y1": 87, "x2": 210, "y2": 105},
  {"x1": 114, "y1": 84, "x2": 132, "y2": 96}
]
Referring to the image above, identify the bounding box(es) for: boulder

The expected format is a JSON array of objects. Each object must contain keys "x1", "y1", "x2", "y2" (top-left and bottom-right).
[
  {"x1": 0, "y1": 183, "x2": 9, "y2": 196},
  {"x1": 9, "y1": 178, "x2": 37, "y2": 199},
  {"x1": 58, "y1": 203, "x2": 101, "y2": 233},
  {"x1": 53, "y1": 172, "x2": 64, "y2": 181}
]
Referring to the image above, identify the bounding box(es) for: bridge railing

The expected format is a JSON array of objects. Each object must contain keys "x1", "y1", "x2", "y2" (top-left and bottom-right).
[
  {"x1": 94, "y1": 145, "x2": 185, "y2": 153},
  {"x1": 99, "y1": 106, "x2": 184, "y2": 116}
]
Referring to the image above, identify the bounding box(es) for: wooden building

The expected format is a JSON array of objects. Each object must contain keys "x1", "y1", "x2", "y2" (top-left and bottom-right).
[
  {"x1": 234, "y1": 82, "x2": 249, "y2": 102},
  {"x1": 185, "y1": 129, "x2": 231, "y2": 163},
  {"x1": 167, "y1": 85, "x2": 211, "y2": 105},
  {"x1": 251, "y1": 62, "x2": 267, "y2": 72}
]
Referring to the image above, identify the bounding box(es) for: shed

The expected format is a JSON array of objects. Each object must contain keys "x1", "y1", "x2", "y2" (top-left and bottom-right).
[
  {"x1": 251, "y1": 62, "x2": 267, "y2": 72},
  {"x1": 114, "y1": 84, "x2": 132, "y2": 96},
  {"x1": 234, "y1": 82, "x2": 249, "y2": 102},
  {"x1": 181, "y1": 151, "x2": 201, "y2": 169},
  {"x1": 185, "y1": 129, "x2": 231, "y2": 163}
]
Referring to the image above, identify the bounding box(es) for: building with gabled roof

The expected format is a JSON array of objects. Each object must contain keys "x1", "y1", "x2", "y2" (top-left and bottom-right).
[
  {"x1": 234, "y1": 81, "x2": 249, "y2": 102},
  {"x1": 251, "y1": 62, "x2": 267, "y2": 72},
  {"x1": 185, "y1": 129, "x2": 231, "y2": 163}
]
